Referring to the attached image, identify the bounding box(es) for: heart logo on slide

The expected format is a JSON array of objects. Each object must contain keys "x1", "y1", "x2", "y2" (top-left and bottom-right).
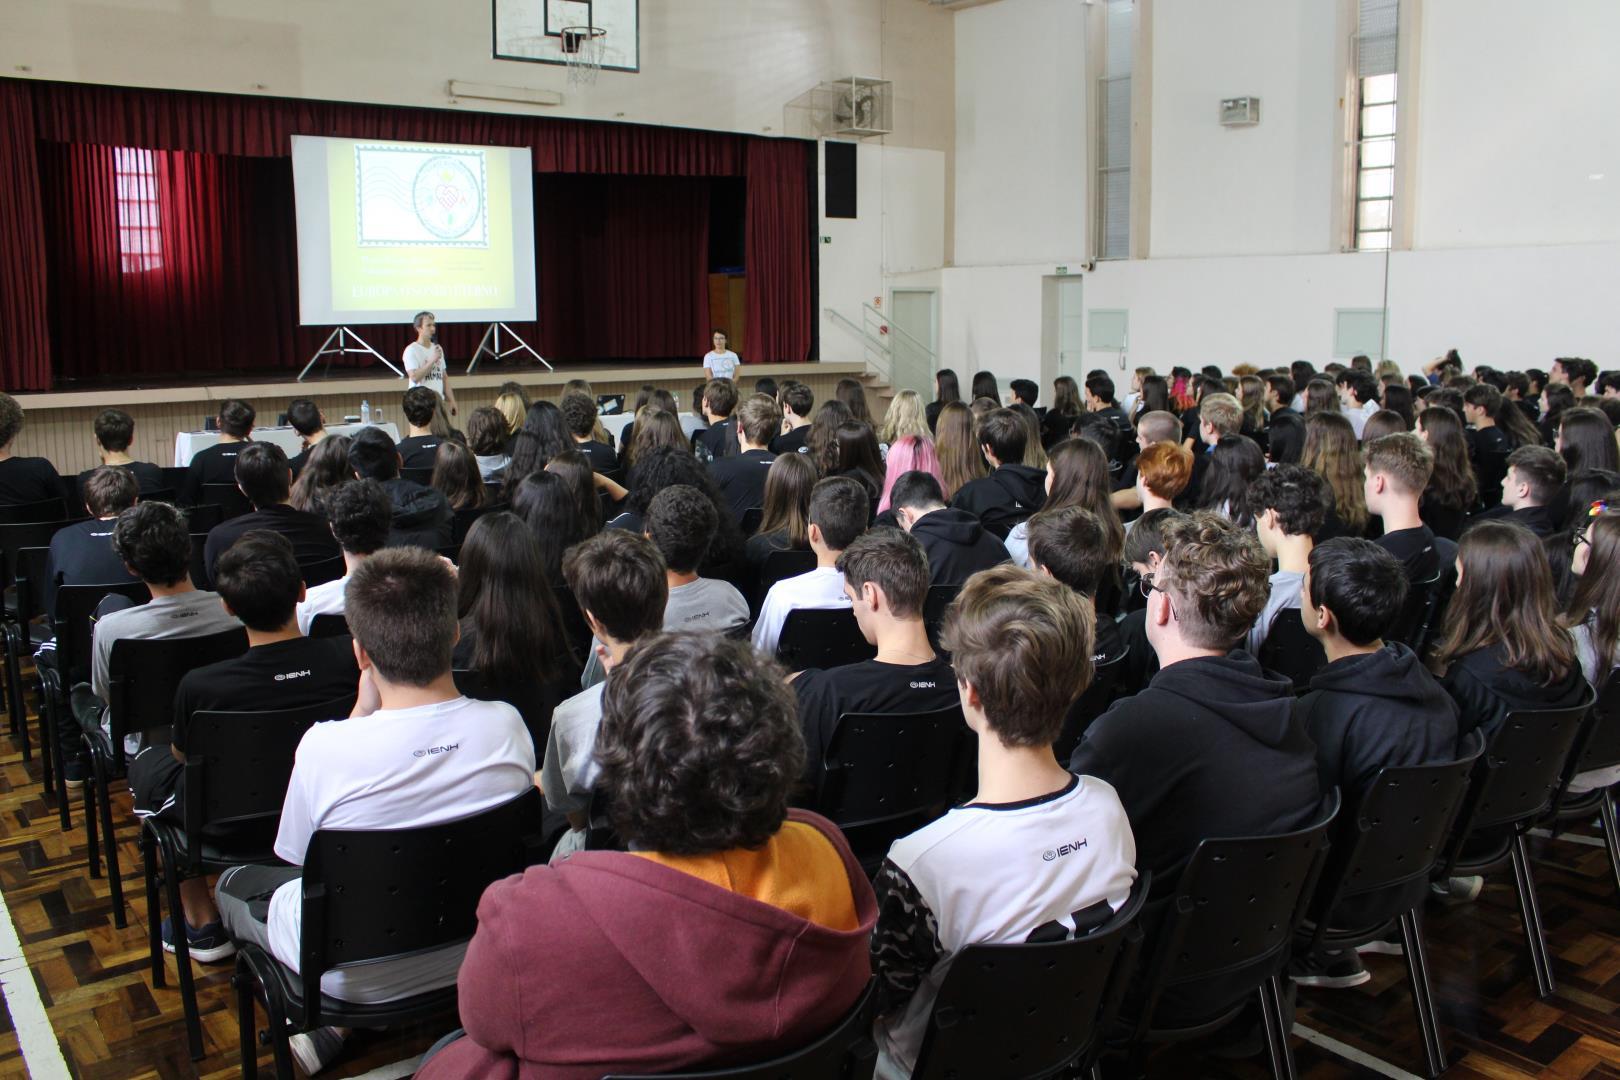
[{"x1": 436, "y1": 184, "x2": 461, "y2": 210}]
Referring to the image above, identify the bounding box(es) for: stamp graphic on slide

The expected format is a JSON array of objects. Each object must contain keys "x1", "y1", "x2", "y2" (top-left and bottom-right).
[{"x1": 356, "y1": 145, "x2": 489, "y2": 247}]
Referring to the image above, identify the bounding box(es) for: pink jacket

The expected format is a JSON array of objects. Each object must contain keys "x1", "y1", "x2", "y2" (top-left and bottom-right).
[{"x1": 878, "y1": 435, "x2": 944, "y2": 514}]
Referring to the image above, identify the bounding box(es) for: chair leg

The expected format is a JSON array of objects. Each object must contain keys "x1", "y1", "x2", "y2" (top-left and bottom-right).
[
  {"x1": 264, "y1": 988, "x2": 295, "y2": 1080},
  {"x1": 233, "y1": 968, "x2": 259, "y2": 1080},
  {"x1": 34, "y1": 678, "x2": 53, "y2": 800},
  {"x1": 82, "y1": 766, "x2": 99, "y2": 878},
  {"x1": 91, "y1": 753, "x2": 126, "y2": 929},
  {"x1": 1599, "y1": 789, "x2": 1620, "y2": 899},
  {"x1": 1258, "y1": 973, "x2": 1298, "y2": 1080},
  {"x1": 1510, "y1": 831, "x2": 1557, "y2": 998},
  {"x1": 140, "y1": 829, "x2": 164, "y2": 989},
  {"x1": 1398, "y1": 908, "x2": 1448, "y2": 1078},
  {"x1": 163, "y1": 854, "x2": 203, "y2": 1060}
]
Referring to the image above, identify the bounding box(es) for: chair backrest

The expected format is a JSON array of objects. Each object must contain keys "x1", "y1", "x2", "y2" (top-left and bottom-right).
[
  {"x1": 161, "y1": 466, "x2": 190, "y2": 492},
  {"x1": 299, "y1": 554, "x2": 347, "y2": 588},
  {"x1": 183, "y1": 503, "x2": 224, "y2": 534},
  {"x1": 306, "y1": 613, "x2": 351, "y2": 639},
  {"x1": 200, "y1": 483, "x2": 253, "y2": 521},
  {"x1": 603, "y1": 980, "x2": 879, "y2": 1080},
  {"x1": 1446, "y1": 694, "x2": 1594, "y2": 850},
  {"x1": 755, "y1": 548, "x2": 818, "y2": 611},
  {"x1": 1053, "y1": 648, "x2": 1129, "y2": 763},
  {"x1": 0, "y1": 498, "x2": 67, "y2": 526},
  {"x1": 106, "y1": 629, "x2": 250, "y2": 766},
  {"x1": 1386, "y1": 573, "x2": 1441, "y2": 649},
  {"x1": 452, "y1": 501, "x2": 505, "y2": 545},
  {"x1": 911, "y1": 877, "x2": 1151, "y2": 1080},
  {"x1": 0, "y1": 519, "x2": 78, "y2": 589},
  {"x1": 1568, "y1": 677, "x2": 1620, "y2": 778},
  {"x1": 299, "y1": 786, "x2": 548, "y2": 1026},
  {"x1": 1256, "y1": 608, "x2": 1328, "y2": 691},
  {"x1": 400, "y1": 466, "x2": 436, "y2": 487},
  {"x1": 1307, "y1": 736, "x2": 1483, "y2": 938},
  {"x1": 552, "y1": 586, "x2": 594, "y2": 666},
  {"x1": 187, "y1": 533, "x2": 209, "y2": 589},
  {"x1": 179, "y1": 694, "x2": 357, "y2": 875},
  {"x1": 921, "y1": 584, "x2": 960, "y2": 654},
  {"x1": 453, "y1": 669, "x2": 560, "y2": 758},
  {"x1": 52, "y1": 581, "x2": 151, "y2": 685},
  {"x1": 738, "y1": 506, "x2": 764, "y2": 537},
  {"x1": 776, "y1": 608, "x2": 877, "y2": 671},
  {"x1": 1413, "y1": 570, "x2": 1456, "y2": 658},
  {"x1": 1134, "y1": 791, "x2": 1340, "y2": 1034},
  {"x1": 818, "y1": 705, "x2": 971, "y2": 864},
  {"x1": 12, "y1": 546, "x2": 51, "y2": 646}
]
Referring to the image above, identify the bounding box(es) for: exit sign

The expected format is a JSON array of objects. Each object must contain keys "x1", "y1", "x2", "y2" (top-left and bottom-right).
[{"x1": 1056, "y1": 265, "x2": 1069, "y2": 275}]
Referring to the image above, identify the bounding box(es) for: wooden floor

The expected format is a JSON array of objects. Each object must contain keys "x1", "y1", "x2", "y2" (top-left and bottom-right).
[{"x1": 2, "y1": 677, "x2": 1620, "y2": 1078}]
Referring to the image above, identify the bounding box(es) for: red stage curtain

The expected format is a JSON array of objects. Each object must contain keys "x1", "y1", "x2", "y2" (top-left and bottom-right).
[
  {"x1": 0, "y1": 82, "x2": 52, "y2": 390},
  {"x1": 744, "y1": 139, "x2": 813, "y2": 364},
  {"x1": 535, "y1": 175, "x2": 710, "y2": 361}
]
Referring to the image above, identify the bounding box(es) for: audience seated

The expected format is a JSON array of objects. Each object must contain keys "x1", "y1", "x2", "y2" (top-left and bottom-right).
[
  {"x1": 872, "y1": 564, "x2": 1136, "y2": 1078},
  {"x1": 1364, "y1": 433, "x2": 1442, "y2": 580},
  {"x1": 770, "y1": 380, "x2": 815, "y2": 456},
  {"x1": 1133, "y1": 441, "x2": 1194, "y2": 518},
  {"x1": 347, "y1": 426, "x2": 452, "y2": 550},
  {"x1": 744, "y1": 453, "x2": 816, "y2": 572},
  {"x1": 288, "y1": 434, "x2": 353, "y2": 517},
  {"x1": 948, "y1": 408, "x2": 1047, "y2": 537},
  {"x1": 876, "y1": 390, "x2": 943, "y2": 515},
  {"x1": 45, "y1": 466, "x2": 139, "y2": 623},
  {"x1": 396, "y1": 386, "x2": 444, "y2": 470},
  {"x1": 1565, "y1": 508, "x2": 1620, "y2": 791},
  {"x1": 429, "y1": 440, "x2": 488, "y2": 513},
  {"x1": 753, "y1": 476, "x2": 869, "y2": 657},
  {"x1": 0, "y1": 393, "x2": 62, "y2": 508},
  {"x1": 1026, "y1": 506, "x2": 1126, "y2": 664},
  {"x1": 791, "y1": 528, "x2": 959, "y2": 786},
  {"x1": 1069, "y1": 512, "x2": 1319, "y2": 1020},
  {"x1": 128, "y1": 531, "x2": 360, "y2": 963},
  {"x1": 80, "y1": 407, "x2": 163, "y2": 499},
  {"x1": 294, "y1": 479, "x2": 391, "y2": 635},
  {"x1": 60, "y1": 503, "x2": 244, "y2": 787},
  {"x1": 1112, "y1": 410, "x2": 1185, "y2": 512},
  {"x1": 1476, "y1": 445, "x2": 1565, "y2": 538},
  {"x1": 464, "y1": 406, "x2": 512, "y2": 482},
  {"x1": 1415, "y1": 405, "x2": 1478, "y2": 539},
  {"x1": 709, "y1": 393, "x2": 779, "y2": 522},
  {"x1": 1463, "y1": 383, "x2": 1514, "y2": 506},
  {"x1": 697, "y1": 378, "x2": 740, "y2": 461},
  {"x1": 1007, "y1": 438, "x2": 1124, "y2": 572},
  {"x1": 645, "y1": 485, "x2": 749, "y2": 632},
  {"x1": 1337, "y1": 370, "x2": 1382, "y2": 440},
  {"x1": 215, "y1": 547, "x2": 534, "y2": 1075},
  {"x1": 284, "y1": 398, "x2": 327, "y2": 477},
  {"x1": 181, "y1": 398, "x2": 254, "y2": 506},
  {"x1": 1291, "y1": 537, "x2": 1458, "y2": 987},
  {"x1": 421, "y1": 632, "x2": 875, "y2": 1080},
  {"x1": 560, "y1": 391, "x2": 618, "y2": 473},
  {"x1": 1245, "y1": 465, "x2": 1329, "y2": 653},
  {"x1": 201, "y1": 443, "x2": 340, "y2": 586},
  {"x1": 891, "y1": 470, "x2": 1009, "y2": 586}
]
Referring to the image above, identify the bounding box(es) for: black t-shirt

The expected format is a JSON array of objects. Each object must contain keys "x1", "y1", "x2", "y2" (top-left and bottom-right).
[
  {"x1": 576, "y1": 440, "x2": 619, "y2": 473},
  {"x1": 45, "y1": 518, "x2": 139, "y2": 620},
  {"x1": 182, "y1": 442, "x2": 247, "y2": 505},
  {"x1": 0, "y1": 456, "x2": 63, "y2": 508},
  {"x1": 792, "y1": 655, "x2": 960, "y2": 787},
  {"x1": 710, "y1": 450, "x2": 776, "y2": 524},
  {"x1": 1377, "y1": 525, "x2": 1440, "y2": 581},
  {"x1": 171, "y1": 636, "x2": 360, "y2": 756},
  {"x1": 769, "y1": 425, "x2": 811, "y2": 456},
  {"x1": 202, "y1": 503, "x2": 342, "y2": 585},
  {"x1": 397, "y1": 435, "x2": 443, "y2": 470}
]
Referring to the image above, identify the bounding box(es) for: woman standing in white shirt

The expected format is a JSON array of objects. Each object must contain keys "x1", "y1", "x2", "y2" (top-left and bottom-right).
[
  {"x1": 403, "y1": 312, "x2": 457, "y2": 416},
  {"x1": 703, "y1": 329, "x2": 740, "y2": 381}
]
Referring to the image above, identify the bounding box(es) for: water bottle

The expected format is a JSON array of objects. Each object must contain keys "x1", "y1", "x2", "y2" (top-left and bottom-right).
[{"x1": 361, "y1": 399, "x2": 371, "y2": 424}]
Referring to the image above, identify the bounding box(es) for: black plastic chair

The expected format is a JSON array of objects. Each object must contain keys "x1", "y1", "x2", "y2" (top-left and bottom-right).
[
  {"x1": 140, "y1": 694, "x2": 355, "y2": 1060},
  {"x1": 817, "y1": 705, "x2": 972, "y2": 872},
  {"x1": 186, "y1": 533, "x2": 210, "y2": 589},
  {"x1": 9, "y1": 546, "x2": 54, "y2": 792},
  {"x1": 0, "y1": 497, "x2": 68, "y2": 525},
  {"x1": 552, "y1": 587, "x2": 594, "y2": 669},
  {"x1": 1386, "y1": 573, "x2": 1441, "y2": 650},
  {"x1": 40, "y1": 580, "x2": 151, "y2": 832},
  {"x1": 452, "y1": 501, "x2": 506, "y2": 545},
  {"x1": 738, "y1": 506, "x2": 764, "y2": 537},
  {"x1": 921, "y1": 584, "x2": 960, "y2": 654},
  {"x1": 201, "y1": 483, "x2": 253, "y2": 521},
  {"x1": 231, "y1": 787, "x2": 549, "y2": 1078},
  {"x1": 1541, "y1": 679, "x2": 1620, "y2": 897},
  {"x1": 1411, "y1": 572, "x2": 1456, "y2": 659},
  {"x1": 776, "y1": 608, "x2": 877, "y2": 672},
  {"x1": 1439, "y1": 694, "x2": 1595, "y2": 997},
  {"x1": 911, "y1": 876, "x2": 1151, "y2": 1080},
  {"x1": 161, "y1": 466, "x2": 190, "y2": 493},
  {"x1": 1054, "y1": 648, "x2": 1128, "y2": 764},
  {"x1": 604, "y1": 980, "x2": 879, "y2": 1079},
  {"x1": 306, "y1": 613, "x2": 350, "y2": 639},
  {"x1": 399, "y1": 466, "x2": 436, "y2": 487},
  {"x1": 298, "y1": 554, "x2": 346, "y2": 588},
  {"x1": 183, "y1": 502, "x2": 224, "y2": 534},
  {"x1": 1301, "y1": 738, "x2": 1484, "y2": 1078},
  {"x1": 454, "y1": 668, "x2": 562, "y2": 759},
  {"x1": 1120, "y1": 791, "x2": 1340, "y2": 1080},
  {"x1": 83, "y1": 629, "x2": 249, "y2": 928},
  {"x1": 0, "y1": 518, "x2": 80, "y2": 758},
  {"x1": 1257, "y1": 608, "x2": 1328, "y2": 692},
  {"x1": 754, "y1": 548, "x2": 818, "y2": 614}
]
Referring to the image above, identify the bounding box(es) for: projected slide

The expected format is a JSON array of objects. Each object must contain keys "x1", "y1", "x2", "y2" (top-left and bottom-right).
[{"x1": 291, "y1": 135, "x2": 536, "y2": 326}]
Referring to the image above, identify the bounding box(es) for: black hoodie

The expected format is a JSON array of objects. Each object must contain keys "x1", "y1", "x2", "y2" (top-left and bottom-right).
[
  {"x1": 1442, "y1": 641, "x2": 1588, "y2": 744},
  {"x1": 909, "y1": 508, "x2": 1011, "y2": 586},
  {"x1": 1296, "y1": 643, "x2": 1459, "y2": 798},
  {"x1": 949, "y1": 464, "x2": 1047, "y2": 538},
  {"x1": 1069, "y1": 650, "x2": 1320, "y2": 895},
  {"x1": 383, "y1": 477, "x2": 453, "y2": 550}
]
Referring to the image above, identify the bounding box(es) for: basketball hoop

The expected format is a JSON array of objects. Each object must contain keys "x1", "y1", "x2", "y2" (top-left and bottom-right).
[{"x1": 559, "y1": 25, "x2": 608, "y2": 85}]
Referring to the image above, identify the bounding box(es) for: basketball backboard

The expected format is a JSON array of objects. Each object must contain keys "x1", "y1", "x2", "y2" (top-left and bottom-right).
[{"x1": 494, "y1": 0, "x2": 640, "y2": 74}]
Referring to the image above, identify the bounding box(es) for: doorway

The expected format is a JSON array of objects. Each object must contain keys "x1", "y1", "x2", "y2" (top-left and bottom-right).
[{"x1": 888, "y1": 288, "x2": 937, "y2": 396}]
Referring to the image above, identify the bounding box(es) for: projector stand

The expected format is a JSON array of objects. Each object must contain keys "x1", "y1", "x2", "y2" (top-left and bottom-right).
[
  {"x1": 467, "y1": 322, "x2": 551, "y2": 373},
  {"x1": 298, "y1": 327, "x2": 403, "y2": 382}
]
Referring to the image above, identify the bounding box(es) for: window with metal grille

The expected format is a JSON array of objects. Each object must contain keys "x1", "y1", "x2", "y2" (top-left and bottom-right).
[
  {"x1": 114, "y1": 147, "x2": 163, "y2": 272},
  {"x1": 1096, "y1": 0, "x2": 1133, "y2": 260},
  {"x1": 1353, "y1": 0, "x2": 1398, "y2": 251}
]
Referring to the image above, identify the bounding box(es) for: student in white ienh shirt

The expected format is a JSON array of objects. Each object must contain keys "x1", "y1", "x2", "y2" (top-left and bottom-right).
[
  {"x1": 402, "y1": 311, "x2": 457, "y2": 417},
  {"x1": 703, "y1": 329, "x2": 740, "y2": 382},
  {"x1": 216, "y1": 546, "x2": 534, "y2": 1076},
  {"x1": 752, "y1": 476, "x2": 870, "y2": 659}
]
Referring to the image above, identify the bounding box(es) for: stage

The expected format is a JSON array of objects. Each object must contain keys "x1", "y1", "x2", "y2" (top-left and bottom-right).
[{"x1": 9, "y1": 361, "x2": 878, "y2": 476}]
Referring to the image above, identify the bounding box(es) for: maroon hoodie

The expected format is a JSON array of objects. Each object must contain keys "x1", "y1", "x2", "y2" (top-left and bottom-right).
[{"x1": 416, "y1": 810, "x2": 877, "y2": 1080}]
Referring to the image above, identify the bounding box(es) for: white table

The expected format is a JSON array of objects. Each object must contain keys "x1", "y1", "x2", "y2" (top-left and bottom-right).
[{"x1": 173, "y1": 422, "x2": 401, "y2": 467}]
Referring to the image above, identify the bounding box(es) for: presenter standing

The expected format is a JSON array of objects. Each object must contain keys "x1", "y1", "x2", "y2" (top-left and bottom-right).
[
  {"x1": 404, "y1": 312, "x2": 458, "y2": 417},
  {"x1": 703, "y1": 330, "x2": 740, "y2": 382}
]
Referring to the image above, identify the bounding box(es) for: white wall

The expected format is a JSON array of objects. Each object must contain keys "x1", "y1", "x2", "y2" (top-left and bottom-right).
[{"x1": 1148, "y1": 0, "x2": 1338, "y2": 257}]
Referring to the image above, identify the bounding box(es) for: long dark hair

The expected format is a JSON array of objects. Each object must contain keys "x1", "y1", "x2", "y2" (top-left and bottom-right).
[
  {"x1": 807, "y1": 400, "x2": 853, "y2": 477},
  {"x1": 1417, "y1": 406, "x2": 1478, "y2": 511},
  {"x1": 1496, "y1": 395, "x2": 1543, "y2": 449},
  {"x1": 1199, "y1": 435, "x2": 1267, "y2": 527},
  {"x1": 1044, "y1": 438, "x2": 1124, "y2": 565},
  {"x1": 936, "y1": 401, "x2": 987, "y2": 499},
  {"x1": 757, "y1": 453, "x2": 816, "y2": 548},
  {"x1": 1434, "y1": 521, "x2": 1575, "y2": 685},
  {"x1": 456, "y1": 512, "x2": 570, "y2": 683},
  {"x1": 625, "y1": 446, "x2": 743, "y2": 569},
  {"x1": 935, "y1": 368, "x2": 961, "y2": 406},
  {"x1": 1051, "y1": 376, "x2": 1083, "y2": 418},
  {"x1": 1559, "y1": 407, "x2": 1620, "y2": 474},
  {"x1": 834, "y1": 420, "x2": 885, "y2": 500},
  {"x1": 835, "y1": 378, "x2": 872, "y2": 424},
  {"x1": 288, "y1": 434, "x2": 352, "y2": 515},
  {"x1": 521, "y1": 400, "x2": 572, "y2": 461},
  {"x1": 512, "y1": 471, "x2": 590, "y2": 584},
  {"x1": 1302, "y1": 413, "x2": 1368, "y2": 533},
  {"x1": 626, "y1": 408, "x2": 685, "y2": 467},
  {"x1": 1381, "y1": 384, "x2": 1415, "y2": 431},
  {"x1": 1304, "y1": 378, "x2": 1341, "y2": 416},
  {"x1": 1266, "y1": 412, "x2": 1305, "y2": 465},
  {"x1": 430, "y1": 440, "x2": 486, "y2": 511},
  {"x1": 972, "y1": 371, "x2": 1000, "y2": 403},
  {"x1": 545, "y1": 449, "x2": 603, "y2": 539},
  {"x1": 1565, "y1": 510, "x2": 1620, "y2": 689},
  {"x1": 1137, "y1": 374, "x2": 1170, "y2": 421}
]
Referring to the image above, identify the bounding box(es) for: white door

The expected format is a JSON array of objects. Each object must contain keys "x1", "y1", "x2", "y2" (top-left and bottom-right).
[
  {"x1": 888, "y1": 289, "x2": 937, "y2": 396},
  {"x1": 1057, "y1": 277, "x2": 1085, "y2": 381}
]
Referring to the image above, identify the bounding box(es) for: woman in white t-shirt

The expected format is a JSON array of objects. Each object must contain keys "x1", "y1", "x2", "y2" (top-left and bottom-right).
[
  {"x1": 403, "y1": 312, "x2": 457, "y2": 416},
  {"x1": 703, "y1": 329, "x2": 740, "y2": 382}
]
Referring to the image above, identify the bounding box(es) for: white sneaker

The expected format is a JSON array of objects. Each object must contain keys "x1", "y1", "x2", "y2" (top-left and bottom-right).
[
  {"x1": 1430, "y1": 875, "x2": 1483, "y2": 903},
  {"x1": 288, "y1": 1027, "x2": 346, "y2": 1075},
  {"x1": 1356, "y1": 939, "x2": 1405, "y2": 957}
]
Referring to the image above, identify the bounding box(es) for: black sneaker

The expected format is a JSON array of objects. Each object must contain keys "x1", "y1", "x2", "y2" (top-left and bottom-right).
[
  {"x1": 1289, "y1": 945, "x2": 1370, "y2": 989},
  {"x1": 161, "y1": 917, "x2": 236, "y2": 964}
]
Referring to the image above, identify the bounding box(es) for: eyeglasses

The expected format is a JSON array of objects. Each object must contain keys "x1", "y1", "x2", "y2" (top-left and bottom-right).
[
  {"x1": 1574, "y1": 529, "x2": 1591, "y2": 552},
  {"x1": 1139, "y1": 572, "x2": 1157, "y2": 599},
  {"x1": 1139, "y1": 572, "x2": 1178, "y2": 618}
]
